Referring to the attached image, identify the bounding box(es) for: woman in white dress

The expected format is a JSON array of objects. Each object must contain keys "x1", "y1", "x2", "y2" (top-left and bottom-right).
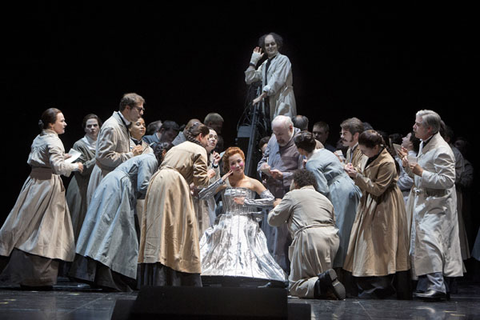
[
  {"x1": 199, "y1": 147, "x2": 286, "y2": 287},
  {"x1": 0, "y1": 108, "x2": 83, "y2": 289}
]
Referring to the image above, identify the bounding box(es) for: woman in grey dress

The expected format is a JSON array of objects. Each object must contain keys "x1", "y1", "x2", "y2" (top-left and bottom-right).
[
  {"x1": 199, "y1": 147, "x2": 286, "y2": 286},
  {"x1": 68, "y1": 143, "x2": 169, "y2": 292},
  {"x1": 294, "y1": 131, "x2": 361, "y2": 270},
  {"x1": 0, "y1": 108, "x2": 83, "y2": 289}
]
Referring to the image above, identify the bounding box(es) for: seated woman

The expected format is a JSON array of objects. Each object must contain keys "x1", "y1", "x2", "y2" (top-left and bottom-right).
[
  {"x1": 268, "y1": 169, "x2": 345, "y2": 299},
  {"x1": 198, "y1": 147, "x2": 286, "y2": 287}
]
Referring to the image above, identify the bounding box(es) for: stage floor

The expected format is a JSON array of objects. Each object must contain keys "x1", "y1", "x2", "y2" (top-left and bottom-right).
[{"x1": 1, "y1": 276, "x2": 479, "y2": 319}]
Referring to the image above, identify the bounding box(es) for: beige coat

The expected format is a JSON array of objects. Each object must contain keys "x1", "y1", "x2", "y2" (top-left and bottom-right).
[
  {"x1": 268, "y1": 186, "x2": 339, "y2": 298},
  {"x1": 346, "y1": 143, "x2": 368, "y2": 174},
  {"x1": 0, "y1": 130, "x2": 77, "y2": 261},
  {"x1": 344, "y1": 148, "x2": 410, "y2": 277},
  {"x1": 406, "y1": 133, "x2": 463, "y2": 278},
  {"x1": 138, "y1": 141, "x2": 210, "y2": 274},
  {"x1": 87, "y1": 112, "x2": 133, "y2": 204}
]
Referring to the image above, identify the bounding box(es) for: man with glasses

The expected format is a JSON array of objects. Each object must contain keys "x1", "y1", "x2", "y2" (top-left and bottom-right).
[{"x1": 86, "y1": 92, "x2": 146, "y2": 204}]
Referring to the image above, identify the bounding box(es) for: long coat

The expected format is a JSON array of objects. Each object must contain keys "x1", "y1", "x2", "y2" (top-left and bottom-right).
[
  {"x1": 87, "y1": 111, "x2": 133, "y2": 204},
  {"x1": 268, "y1": 186, "x2": 339, "y2": 298},
  {"x1": 406, "y1": 133, "x2": 463, "y2": 278},
  {"x1": 245, "y1": 53, "x2": 296, "y2": 119},
  {"x1": 0, "y1": 129, "x2": 77, "y2": 262},
  {"x1": 138, "y1": 141, "x2": 210, "y2": 274},
  {"x1": 343, "y1": 148, "x2": 410, "y2": 277},
  {"x1": 75, "y1": 153, "x2": 158, "y2": 279}
]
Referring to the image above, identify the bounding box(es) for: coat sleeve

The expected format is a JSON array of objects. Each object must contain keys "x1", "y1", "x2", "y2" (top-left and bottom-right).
[
  {"x1": 354, "y1": 161, "x2": 396, "y2": 197},
  {"x1": 96, "y1": 126, "x2": 133, "y2": 168},
  {"x1": 268, "y1": 193, "x2": 294, "y2": 227},
  {"x1": 192, "y1": 149, "x2": 210, "y2": 188},
  {"x1": 263, "y1": 56, "x2": 291, "y2": 96},
  {"x1": 421, "y1": 148, "x2": 456, "y2": 190},
  {"x1": 48, "y1": 139, "x2": 77, "y2": 177}
]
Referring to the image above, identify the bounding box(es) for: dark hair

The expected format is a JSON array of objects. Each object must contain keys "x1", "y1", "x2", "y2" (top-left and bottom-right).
[
  {"x1": 119, "y1": 93, "x2": 145, "y2": 111},
  {"x1": 358, "y1": 130, "x2": 385, "y2": 149},
  {"x1": 292, "y1": 169, "x2": 317, "y2": 189},
  {"x1": 293, "y1": 115, "x2": 309, "y2": 131},
  {"x1": 82, "y1": 114, "x2": 102, "y2": 129},
  {"x1": 160, "y1": 120, "x2": 180, "y2": 132},
  {"x1": 38, "y1": 108, "x2": 62, "y2": 131},
  {"x1": 184, "y1": 122, "x2": 209, "y2": 143},
  {"x1": 340, "y1": 117, "x2": 364, "y2": 135},
  {"x1": 152, "y1": 142, "x2": 173, "y2": 165},
  {"x1": 294, "y1": 131, "x2": 316, "y2": 153},
  {"x1": 258, "y1": 32, "x2": 284, "y2": 51}
]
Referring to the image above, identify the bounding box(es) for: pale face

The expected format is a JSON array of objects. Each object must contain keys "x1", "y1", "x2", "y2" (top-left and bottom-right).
[
  {"x1": 130, "y1": 118, "x2": 146, "y2": 140},
  {"x1": 50, "y1": 112, "x2": 67, "y2": 135},
  {"x1": 228, "y1": 153, "x2": 245, "y2": 175},
  {"x1": 272, "y1": 123, "x2": 293, "y2": 147},
  {"x1": 85, "y1": 118, "x2": 100, "y2": 140},
  {"x1": 401, "y1": 132, "x2": 413, "y2": 150},
  {"x1": 340, "y1": 129, "x2": 357, "y2": 148},
  {"x1": 413, "y1": 115, "x2": 431, "y2": 140},
  {"x1": 206, "y1": 129, "x2": 218, "y2": 152},
  {"x1": 124, "y1": 103, "x2": 144, "y2": 122},
  {"x1": 264, "y1": 35, "x2": 279, "y2": 58}
]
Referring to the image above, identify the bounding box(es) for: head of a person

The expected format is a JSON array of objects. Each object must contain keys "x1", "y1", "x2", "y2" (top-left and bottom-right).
[
  {"x1": 258, "y1": 136, "x2": 270, "y2": 155},
  {"x1": 358, "y1": 129, "x2": 385, "y2": 158},
  {"x1": 292, "y1": 115, "x2": 309, "y2": 131},
  {"x1": 158, "y1": 120, "x2": 180, "y2": 143},
  {"x1": 39, "y1": 108, "x2": 66, "y2": 135},
  {"x1": 151, "y1": 141, "x2": 173, "y2": 166},
  {"x1": 312, "y1": 121, "x2": 330, "y2": 144},
  {"x1": 206, "y1": 128, "x2": 218, "y2": 153},
  {"x1": 146, "y1": 120, "x2": 162, "y2": 135},
  {"x1": 259, "y1": 32, "x2": 283, "y2": 58},
  {"x1": 294, "y1": 131, "x2": 316, "y2": 156},
  {"x1": 130, "y1": 117, "x2": 147, "y2": 141},
  {"x1": 402, "y1": 131, "x2": 420, "y2": 153},
  {"x1": 340, "y1": 117, "x2": 364, "y2": 148},
  {"x1": 272, "y1": 115, "x2": 294, "y2": 147},
  {"x1": 82, "y1": 114, "x2": 102, "y2": 140},
  {"x1": 222, "y1": 146, "x2": 245, "y2": 175},
  {"x1": 204, "y1": 113, "x2": 224, "y2": 134},
  {"x1": 292, "y1": 169, "x2": 317, "y2": 190},
  {"x1": 414, "y1": 110, "x2": 442, "y2": 141},
  {"x1": 185, "y1": 122, "x2": 210, "y2": 147},
  {"x1": 119, "y1": 93, "x2": 145, "y2": 123}
]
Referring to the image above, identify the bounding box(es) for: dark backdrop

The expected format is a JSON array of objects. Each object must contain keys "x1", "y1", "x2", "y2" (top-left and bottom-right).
[{"x1": 2, "y1": 2, "x2": 476, "y2": 226}]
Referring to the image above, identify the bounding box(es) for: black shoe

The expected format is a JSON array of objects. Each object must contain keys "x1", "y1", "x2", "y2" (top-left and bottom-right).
[
  {"x1": 414, "y1": 290, "x2": 447, "y2": 301},
  {"x1": 315, "y1": 269, "x2": 346, "y2": 300}
]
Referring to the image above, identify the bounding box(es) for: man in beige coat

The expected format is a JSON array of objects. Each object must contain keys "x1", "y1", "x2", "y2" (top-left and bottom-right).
[
  {"x1": 339, "y1": 117, "x2": 368, "y2": 173},
  {"x1": 86, "y1": 93, "x2": 145, "y2": 204},
  {"x1": 268, "y1": 169, "x2": 345, "y2": 299},
  {"x1": 402, "y1": 110, "x2": 463, "y2": 301}
]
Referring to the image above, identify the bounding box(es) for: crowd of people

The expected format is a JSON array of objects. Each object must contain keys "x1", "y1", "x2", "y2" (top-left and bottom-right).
[{"x1": 0, "y1": 31, "x2": 478, "y2": 303}]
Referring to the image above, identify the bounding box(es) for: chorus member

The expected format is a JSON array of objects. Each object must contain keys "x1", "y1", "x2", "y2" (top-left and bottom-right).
[
  {"x1": 193, "y1": 128, "x2": 221, "y2": 236},
  {"x1": 69, "y1": 143, "x2": 168, "y2": 292},
  {"x1": 396, "y1": 131, "x2": 420, "y2": 206},
  {"x1": 130, "y1": 117, "x2": 153, "y2": 154},
  {"x1": 138, "y1": 123, "x2": 215, "y2": 287},
  {"x1": 171, "y1": 118, "x2": 200, "y2": 146},
  {"x1": 86, "y1": 93, "x2": 145, "y2": 204},
  {"x1": 294, "y1": 132, "x2": 361, "y2": 272},
  {"x1": 257, "y1": 115, "x2": 303, "y2": 272},
  {"x1": 401, "y1": 110, "x2": 463, "y2": 301},
  {"x1": 245, "y1": 32, "x2": 296, "y2": 121},
  {"x1": 199, "y1": 147, "x2": 286, "y2": 285},
  {"x1": 142, "y1": 120, "x2": 180, "y2": 145},
  {"x1": 344, "y1": 130, "x2": 410, "y2": 299},
  {"x1": 66, "y1": 114, "x2": 102, "y2": 241},
  {"x1": 268, "y1": 169, "x2": 345, "y2": 299},
  {"x1": 312, "y1": 121, "x2": 336, "y2": 152},
  {"x1": 339, "y1": 117, "x2": 368, "y2": 173},
  {"x1": 0, "y1": 108, "x2": 83, "y2": 288}
]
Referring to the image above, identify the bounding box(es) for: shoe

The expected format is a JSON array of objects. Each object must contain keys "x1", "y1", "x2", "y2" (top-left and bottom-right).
[
  {"x1": 414, "y1": 290, "x2": 447, "y2": 301},
  {"x1": 315, "y1": 269, "x2": 346, "y2": 300}
]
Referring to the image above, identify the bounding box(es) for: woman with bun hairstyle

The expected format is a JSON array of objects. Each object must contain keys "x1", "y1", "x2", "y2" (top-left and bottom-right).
[{"x1": 0, "y1": 108, "x2": 83, "y2": 289}]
